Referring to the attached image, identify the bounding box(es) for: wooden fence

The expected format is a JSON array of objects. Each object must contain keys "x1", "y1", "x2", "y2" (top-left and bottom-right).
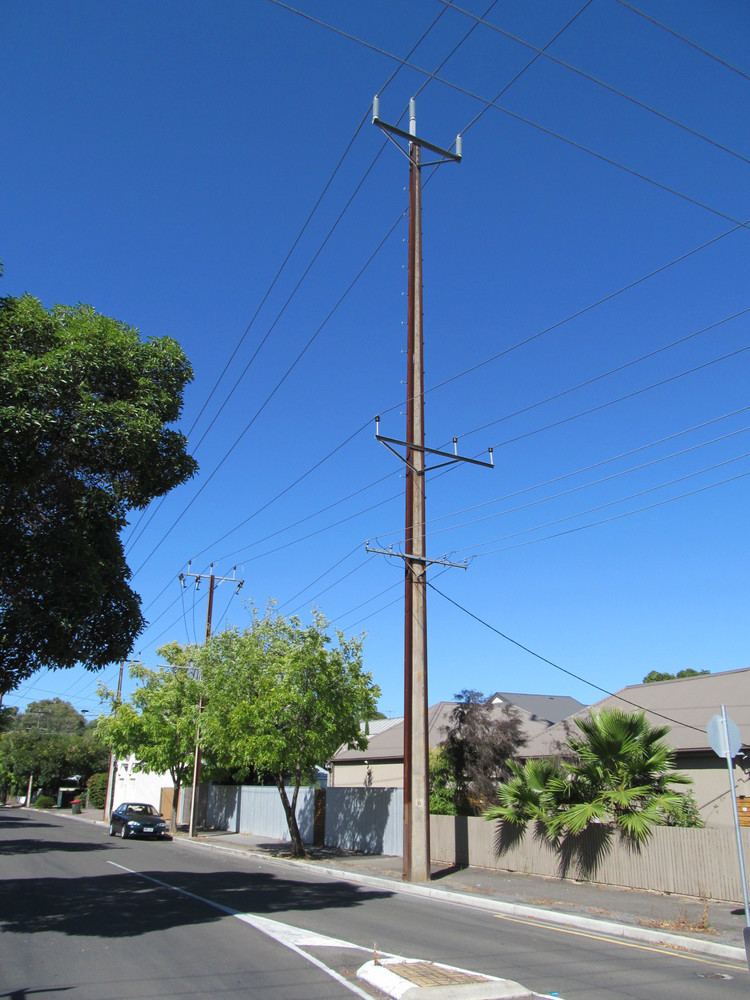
[{"x1": 430, "y1": 814, "x2": 750, "y2": 902}]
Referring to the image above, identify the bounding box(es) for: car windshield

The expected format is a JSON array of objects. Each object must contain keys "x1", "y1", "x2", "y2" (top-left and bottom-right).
[{"x1": 127, "y1": 804, "x2": 158, "y2": 816}]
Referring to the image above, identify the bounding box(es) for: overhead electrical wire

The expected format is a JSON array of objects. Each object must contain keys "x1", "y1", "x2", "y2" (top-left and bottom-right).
[
  {"x1": 616, "y1": 0, "x2": 750, "y2": 85},
  {"x1": 440, "y1": 0, "x2": 750, "y2": 168},
  {"x1": 136, "y1": 1, "x2": 749, "y2": 652},
  {"x1": 267, "y1": 0, "x2": 750, "y2": 232},
  {"x1": 130, "y1": 2, "x2": 511, "y2": 592},
  {"x1": 427, "y1": 581, "x2": 712, "y2": 736},
  {"x1": 468, "y1": 465, "x2": 750, "y2": 561},
  {"x1": 122, "y1": 5, "x2": 453, "y2": 555},
  {"x1": 379, "y1": 421, "x2": 750, "y2": 546}
]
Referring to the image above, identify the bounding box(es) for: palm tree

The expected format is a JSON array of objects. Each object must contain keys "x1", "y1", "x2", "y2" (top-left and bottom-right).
[{"x1": 487, "y1": 709, "x2": 693, "y2": 845}]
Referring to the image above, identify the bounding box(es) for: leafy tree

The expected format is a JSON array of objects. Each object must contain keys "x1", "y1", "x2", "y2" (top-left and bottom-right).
[
  {"x1": 429, "y1": 747, "x2": 457, "y2": 815},
  {"x1": 0, "y1": 699, "x2": 104, "y2": 793},
  {"x1": 487, "y1": 709, "x2": 694, "y2": 845},
  {"x1": 642, "y1": 668, "x2": 710, "y2": 684},
  {"x1": 97, "y1": 649, "x2": 202, "y2": 830},
  {"x1": 86, "y1": 772, "x2": 110, "y2": 809},
  {"x1": 199, "y1": 612, "x2": 379, "y2": 857},
  {"x1": 439, "y1": 690, "x2": 525, "y2": 815},
  {"x1": 0, "y1": 294, "x2": 197, "y2": 698}
]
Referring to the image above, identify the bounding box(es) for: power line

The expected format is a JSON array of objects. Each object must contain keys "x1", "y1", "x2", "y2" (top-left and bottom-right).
[
  {"x1": 276, "y1": 542, "x2": 362, "y2": 611},
  {"x1": 440, "y1": 0, "x2": 750, "y2": 168},
  {"x1": 126, "y1": 2, "x2": 491, "y2": 575},
  {"x1": 131, "y1": 211, "x2": 405, "y2": 579},
  {"x1": 616, "y1": 0, "x2": 750, "y2": 85},
  {"x1": 380, "y1": 421, "x2": 750, "y2": 546},
  {"x1": 469, "y1": 465, "x2": 750, "y2": 561},
  {"x1": 286, "y1": 554, "x2": 376, "y2": 618},
  {"x1": 122, "y1": 6, "x2": 452, "y2": 555},
  {"x1": 268, "y1": 0, "x2": 750, "y2": 231},
  {"x1": 457, "y1": 305, "x2": 750, "y2": 444},
  {"x1": 489, "y1": 342, "x2": 750, "y2": 452},
  {"x1": 427, "y1": 581, "x2": 710, "y2": 736}
]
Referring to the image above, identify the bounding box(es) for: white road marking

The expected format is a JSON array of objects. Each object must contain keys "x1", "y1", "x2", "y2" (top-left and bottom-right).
[{"x1": 106, "y1": 860, "x2": 374, "y2": 997}]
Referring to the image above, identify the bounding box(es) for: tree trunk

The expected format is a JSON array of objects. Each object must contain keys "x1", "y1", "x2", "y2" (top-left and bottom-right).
[
  {"x1": 170, "y1": 780, "x2": 180, "y2": 833},
  {"x1": 276, "y1": 775, "x2": 305, "y2": 857}
]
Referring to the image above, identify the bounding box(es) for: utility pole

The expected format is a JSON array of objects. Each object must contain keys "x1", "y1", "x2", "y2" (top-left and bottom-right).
[
  {"x1": 370, "y1": 98, "x2": 493, "y2": 882},
  {"x1": 103, "y1": 660, "x2": 125, "y2": 821},
  {"x1": 180, "y1": 564, "x2": 243, "y2": 838}
]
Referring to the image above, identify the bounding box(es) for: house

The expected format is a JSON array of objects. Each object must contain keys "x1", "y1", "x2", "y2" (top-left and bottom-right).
[
  {"x1": 521, "y1": 667, "x2": 750, "y2": 827},
  {"x1": 329, "y1": 692, "x2": 586, "y2": 789}
]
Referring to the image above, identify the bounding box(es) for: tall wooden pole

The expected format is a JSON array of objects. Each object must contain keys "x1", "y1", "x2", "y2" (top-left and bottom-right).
[
  {"x1": 104, "y1": 660, "x2": 125, "y2": 822},
  {"x1": 404, "y1": 106, "x2": 430, "y2": 883},
  {"x1": 188, "y1": 572, "x2": 214, "y2": 838}
]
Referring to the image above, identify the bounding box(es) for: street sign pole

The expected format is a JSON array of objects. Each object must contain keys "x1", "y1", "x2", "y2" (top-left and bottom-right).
[{"x1": 709, "y1": 705, "x2": 750, "y2": 967}]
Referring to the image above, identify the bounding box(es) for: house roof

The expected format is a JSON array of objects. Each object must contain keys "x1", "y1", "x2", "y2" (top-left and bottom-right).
[
  {"x1": 522, "y1": 667, "x2": 750, "y2": 758},
  {"x1": 488, "y1": 691, "x2": 585, "y2": 725},
  {"x1": 333, "y1": 698, "x2": 557, "y2": 764}
]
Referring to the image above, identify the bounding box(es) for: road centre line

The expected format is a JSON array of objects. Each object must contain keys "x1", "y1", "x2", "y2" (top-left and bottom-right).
[
  {"x1": 492, "y1": 912, "x2": 746, "y2": 973},
  {"x1": 105, "y1": 860, "x2": 373, "y2": 998}
]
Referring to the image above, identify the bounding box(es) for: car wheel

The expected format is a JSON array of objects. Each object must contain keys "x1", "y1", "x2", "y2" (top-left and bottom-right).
[
  {"x1": 120, "y1": 825, "x2": 128, "y2": 839},
  {"x1": 108, "y1": 822, "x2": 115, "y2": 837}
]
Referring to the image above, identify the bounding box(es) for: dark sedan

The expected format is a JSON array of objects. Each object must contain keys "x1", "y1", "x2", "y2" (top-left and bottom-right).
[{"x1": 109, "y1": 802, "x2": 170, "y2": 839}]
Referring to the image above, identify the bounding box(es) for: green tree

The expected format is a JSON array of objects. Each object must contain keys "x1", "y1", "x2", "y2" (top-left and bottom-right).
[
  {"x1": 199, "y1": 612, "x2": 379, "y2": 857},
  {"x1": 642, "y1": 668, "x2": 710, "y2": 684},
  {"x1": 487, "y1": 709, "x2": 694, "y2": 845},
  {"x1": 0, "y1": 699, "x2": 100, "y2": 793},
  {"x1": 0, "y1": 294, "x2": 197, "y2": 698},
  {"x1": 439, "y1": 690, "x2": 525, "y2": 815},
  {"x1": 429, "y1": 747, "x2": 457, "y2": 815},
  {"x1": 97, "y1": 649, "x2": 202, "y2": 831}
]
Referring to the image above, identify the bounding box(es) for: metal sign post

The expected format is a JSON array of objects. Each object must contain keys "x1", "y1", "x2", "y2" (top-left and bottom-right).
[{"x1": 708, "y1": 705, "x2": 750, "y2": 967}]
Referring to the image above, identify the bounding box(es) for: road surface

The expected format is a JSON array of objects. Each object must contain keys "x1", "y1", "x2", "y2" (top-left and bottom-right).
[{"x1": 1, "y1": 810, "x2": 746, "y2": 999}]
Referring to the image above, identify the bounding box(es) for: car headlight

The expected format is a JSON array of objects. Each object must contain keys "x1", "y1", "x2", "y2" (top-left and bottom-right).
[{"x1": 127, "y1": 820, "x2": 139, "y2": 826}]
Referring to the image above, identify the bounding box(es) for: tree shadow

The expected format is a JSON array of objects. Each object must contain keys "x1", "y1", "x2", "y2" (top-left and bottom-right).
[
  {"x1": 0, "y1": 839, "x2": 114, "y2": 855},
  {"x1": 491, "y1": 819, "x2": 617, "y2": 880},
  {"x1": 556, "y1": 825, "x2": 615, "y2": 879},
  {"x1": 324, "y1": 788, "x2": 396, "y2": 854},
  {"x1": 0, "y1": 819, "x2": 57, "y2": 829},
  {"x1": 0, "y1": 868, "x2": 393, "y2": 939}
]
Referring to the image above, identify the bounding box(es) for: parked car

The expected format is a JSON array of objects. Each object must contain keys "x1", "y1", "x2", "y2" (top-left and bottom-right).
[{"x1": 109, "y1": 802, "x2": 170, "y2": 840}]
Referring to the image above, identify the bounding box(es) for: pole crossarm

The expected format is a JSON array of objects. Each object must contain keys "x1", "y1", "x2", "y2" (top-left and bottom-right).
[
  {"x1": 372, "y1": 95, "x2": 462, "y2": 165},
  {"x1": 179, "y1": 563, "x2": 244, "y2": 592},
  {"x1": 365, "y1": 544, "x2": 468, "y2": 570},
  {"x1": 375, "y1": 417, "x2": 493, "y2": 473}
]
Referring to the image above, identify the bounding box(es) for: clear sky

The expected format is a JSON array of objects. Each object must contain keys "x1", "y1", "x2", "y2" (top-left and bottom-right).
[{"x1": 4, "y1": 0, "x2": 750, "y2": 720}]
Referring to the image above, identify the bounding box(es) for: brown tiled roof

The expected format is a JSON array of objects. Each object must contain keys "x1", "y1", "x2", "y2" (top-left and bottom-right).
[{"x1": 522, "y1": 667, "x2": 750, "y2": 758}]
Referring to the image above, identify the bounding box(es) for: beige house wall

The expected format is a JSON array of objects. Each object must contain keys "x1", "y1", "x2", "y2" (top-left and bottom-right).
[
  {"x1": 680, "y1": 753, "x2": 750, "y2": 826},
  {"x1": 330, "y1": 761, "x2": 404, "y2": 788}
]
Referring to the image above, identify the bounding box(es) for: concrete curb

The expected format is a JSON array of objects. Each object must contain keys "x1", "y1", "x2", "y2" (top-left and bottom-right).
[{"x1": 27, "y1": 808, "x2": 747, "y2": 964}]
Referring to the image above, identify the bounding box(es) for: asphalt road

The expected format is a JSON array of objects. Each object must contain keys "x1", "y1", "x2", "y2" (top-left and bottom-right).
[{"x1": 1, "y1": 810, "x2": 747, "y2": 1000}]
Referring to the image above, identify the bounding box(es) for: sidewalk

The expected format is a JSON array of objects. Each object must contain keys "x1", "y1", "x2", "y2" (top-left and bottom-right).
[{"x1": 39, "y1": 806, "x2": 750, "y2": 961}]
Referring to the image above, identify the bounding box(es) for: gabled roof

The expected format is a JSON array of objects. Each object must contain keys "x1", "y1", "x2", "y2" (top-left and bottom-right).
[
  {"x1": 488, "y1": 692, "x2": 585, "y2": 726},
  {"x1": 333, "y1": 699, "x2": 556, "y2": 764},
  {"x1": 522, "y1": 667, "x2": 750, "y2": 758}
]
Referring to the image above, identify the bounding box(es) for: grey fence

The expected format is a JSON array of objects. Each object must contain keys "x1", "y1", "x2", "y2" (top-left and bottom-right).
[
  {"x1": 202, "y1": 785, "x2": 316, "y2": 843},
  {"x1": 324, "y1": 787, "x2": 402, "y2": 855}
]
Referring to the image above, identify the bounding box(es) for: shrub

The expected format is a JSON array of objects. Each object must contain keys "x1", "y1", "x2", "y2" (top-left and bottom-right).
[
  {"x1": 87, "y1": 771, "x2": 109, "y2": 809},
  {"x1": 34, "y1": 794, "x2": 55, "y2": 809}
]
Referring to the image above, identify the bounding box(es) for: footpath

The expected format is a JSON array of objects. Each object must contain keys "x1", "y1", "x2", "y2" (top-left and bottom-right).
[{"x1": 29, "y1": 806, "x2": 750, "y2": 997}]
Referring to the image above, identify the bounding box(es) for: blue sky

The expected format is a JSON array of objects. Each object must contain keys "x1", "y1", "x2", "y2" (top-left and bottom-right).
[{"x1": 4, "y1": 0, "x2": 750, "y2": 719}]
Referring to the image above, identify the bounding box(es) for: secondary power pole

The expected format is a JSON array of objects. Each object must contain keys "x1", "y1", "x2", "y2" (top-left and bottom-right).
[
  {"x1": 103, "y1": 660, "x2": 125, "y2": 821},
  {"x1": 180, "y1": 564, "x2": 243, "y2": 838},
  {"x1": 370, "y1": 98, "x2": 493, "y2": 882}
]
